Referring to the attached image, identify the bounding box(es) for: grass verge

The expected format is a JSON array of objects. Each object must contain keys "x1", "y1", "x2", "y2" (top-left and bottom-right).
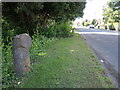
[{"x1": 17, "y1": 34, "x2": 114, "y2": 88}]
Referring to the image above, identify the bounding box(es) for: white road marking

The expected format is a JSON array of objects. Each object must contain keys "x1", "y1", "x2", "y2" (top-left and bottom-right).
[{"x1": 75, "y1": 32, "x2": 119, "y2": 35}]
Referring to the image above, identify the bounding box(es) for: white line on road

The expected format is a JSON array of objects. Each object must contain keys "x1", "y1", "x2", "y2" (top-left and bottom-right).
[{"x1": 75, "y1": 32, "x2": 119, "y2": 35}]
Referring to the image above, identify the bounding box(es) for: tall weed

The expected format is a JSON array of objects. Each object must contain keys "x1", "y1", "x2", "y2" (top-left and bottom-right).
[
  {"x1": 2, "y1": 38, "x2": 16, "y2": 88},
  {"x1": 30, "y1": 32, "x2": 57, "y2": 64}
]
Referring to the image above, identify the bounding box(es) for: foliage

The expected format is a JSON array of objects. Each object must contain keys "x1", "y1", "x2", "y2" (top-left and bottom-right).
[
  {"x1": 40, "y1": 21, "x2": 72, "y2": 38},
  {"x1": 2, "y1": 38, "x2": 16, "y2": 88},
  {"x1": 2, "y1": 17, "x2": 26, "y2": 44},
  {"x1": 91, "y1": 19, "x2": 98, "y2": 26},
  {"x1": 108, "y1": 23, "x2": 115, "y2": 30},
  {"x1": 103, "y1": 0, "x2": 120, "y2": 30},
  {"x1": 2, "y1": 2, "x2": 86, "y2": 36},
  {"x1": 82, "y1": 19, "x2": 91, "y2": 26}
]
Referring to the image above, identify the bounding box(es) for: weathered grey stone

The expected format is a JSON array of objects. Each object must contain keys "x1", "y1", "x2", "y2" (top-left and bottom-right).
[
  {"x1": 13, "y1": 33, "x2": 32, "y2": 49},
  {"x1": 13, "y1": 33, "x2": 31, "y2": 76}
]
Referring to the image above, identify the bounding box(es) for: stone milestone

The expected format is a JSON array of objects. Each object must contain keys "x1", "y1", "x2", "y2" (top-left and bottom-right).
[{"x1": 13, "y1": 33, "x2": 32, "y2": 76}]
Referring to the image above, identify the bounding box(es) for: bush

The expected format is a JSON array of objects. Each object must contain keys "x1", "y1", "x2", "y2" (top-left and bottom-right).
[
  {"x1": 2, "y1": 18, "x2": 15, "y2": 43},
  {"x1": 2, "y1": 17, "x2": 27, "y2": 44},
  {"x1": 2, "y1": 38, "x2": 17, "y2": 88},
  {"x1": 35, "y1": 21, "x2": 72, "y2": 38},
  {"x1": 55, "y1": 22, "x2": 72, "y2": 37},
  {"x1": 109, "y1": 24, "x2": 115, "y2": 30}
]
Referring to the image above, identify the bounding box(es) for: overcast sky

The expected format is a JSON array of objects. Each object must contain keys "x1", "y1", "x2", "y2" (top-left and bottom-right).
[{"x1": 83, "y1": 0, "x2": 109, "y2": 21}]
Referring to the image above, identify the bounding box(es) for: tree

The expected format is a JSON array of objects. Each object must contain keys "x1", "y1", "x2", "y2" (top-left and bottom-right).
[
  {"x1": 82, "y1": 19, "x2": 91, "y2": 26},
  {"x1": 91, "y1": 19, "x2": 98, "y2": 26},
  {"x1": 102, "y1": 0, "x2": 120, "y2": 30},
  {"x1": 2, "y1": 2, "x2": 86, "y2": 35}
]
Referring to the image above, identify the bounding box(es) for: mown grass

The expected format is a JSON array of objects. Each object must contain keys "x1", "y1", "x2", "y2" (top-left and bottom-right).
[{"x1": 17, "y1": 34, "x2": 115, "y2": 88}]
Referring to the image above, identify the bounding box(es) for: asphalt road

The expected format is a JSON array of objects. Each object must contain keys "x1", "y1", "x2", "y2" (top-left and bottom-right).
[{"x1": 76, "y1": 28, "x2": 119, "y2": 87}]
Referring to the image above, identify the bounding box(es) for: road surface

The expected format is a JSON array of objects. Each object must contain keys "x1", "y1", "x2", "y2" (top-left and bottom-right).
[{"x1": 76, "y1": 28, "x2": 119, "y2": 87}]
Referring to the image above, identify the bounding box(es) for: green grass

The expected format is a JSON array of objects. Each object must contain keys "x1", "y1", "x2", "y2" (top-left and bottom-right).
[
  {"x1": 18, "y1": 35, "x2": 114, "y2": 88},
  {"x1": 0, "y1": 55, "x2": 1, "y2": 86},
  {"x1": 0, "y1": 27, "x2": 2, "y2": 89}
]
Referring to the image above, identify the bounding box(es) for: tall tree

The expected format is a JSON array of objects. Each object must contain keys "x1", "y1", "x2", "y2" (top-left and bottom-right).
[
  {"x1": 2, "y1": 2, "x2": 86, "y2": 35},
  {"x1": 103, "y1": 0, "x2": 120, "y2": 24}
]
